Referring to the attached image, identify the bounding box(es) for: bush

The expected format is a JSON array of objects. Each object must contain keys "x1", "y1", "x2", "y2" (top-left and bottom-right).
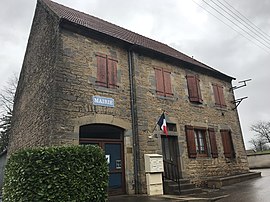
[{"x1": 3, "y1": 145, "x2": 108, "y2": 202}]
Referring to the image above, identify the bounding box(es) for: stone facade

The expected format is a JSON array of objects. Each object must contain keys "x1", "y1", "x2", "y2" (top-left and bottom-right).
[{"x1": 9, "y1": 0, "x2": 249, "y2": 195}]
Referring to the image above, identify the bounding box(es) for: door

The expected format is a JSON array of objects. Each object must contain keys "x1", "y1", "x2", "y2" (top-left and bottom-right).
[
  {"x1": 105, "y1": 143, "x2": 124, "y2": 194},
  {"x1": 161, "y1": 135, "x2": 181, "y2": 180},
  {"x1": 79, "y1": 124, "x2": 125, "y2": 195}
]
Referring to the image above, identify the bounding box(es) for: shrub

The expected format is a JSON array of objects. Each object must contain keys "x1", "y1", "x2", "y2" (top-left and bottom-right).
[{"x1": 3, "y1": 145, "x2": 108, "y2": 202}]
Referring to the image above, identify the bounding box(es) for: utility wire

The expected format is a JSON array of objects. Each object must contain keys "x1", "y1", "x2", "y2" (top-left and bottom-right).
[
  {"x1": 222, "y1": 0, "x2": 270, "y2": 41},
  {"x1": 201, "y1": 0, "x2": 270, "y2": 50},
  {"x1": 209, "y1": 0, "x2": 270, "y2": 46},
  {"x1": 191, "y1": 0, "x2": 270, "y2": 54}
]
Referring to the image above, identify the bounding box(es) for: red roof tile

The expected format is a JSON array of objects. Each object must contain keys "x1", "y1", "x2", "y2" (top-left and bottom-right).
[{"x1": 40, "y1": 0, "x2": 232, "y2": 80}]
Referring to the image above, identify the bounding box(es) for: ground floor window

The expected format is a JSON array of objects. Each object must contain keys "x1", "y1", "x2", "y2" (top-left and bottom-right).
[{"x1": 185, "y1": 125, "x2": 218, "y2": 158}]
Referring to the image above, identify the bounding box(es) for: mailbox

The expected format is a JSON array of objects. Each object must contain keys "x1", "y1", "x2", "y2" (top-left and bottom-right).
[
  {"x1": 144, "y1": 154, "x2": 164, "y2": 173},
  {"x1": 144, "y1": 154, "x2": 164, "y2": 195}
]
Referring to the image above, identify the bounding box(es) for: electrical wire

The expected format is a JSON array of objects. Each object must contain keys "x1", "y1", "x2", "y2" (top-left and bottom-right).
[{"x1": 191, "y1": 0, "x2": 270, "y2": 54}]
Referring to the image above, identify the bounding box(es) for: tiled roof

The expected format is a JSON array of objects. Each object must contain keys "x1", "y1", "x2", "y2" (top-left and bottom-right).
[{"x1": 40, "y1": 0, "x2": 232, "y2": 79}]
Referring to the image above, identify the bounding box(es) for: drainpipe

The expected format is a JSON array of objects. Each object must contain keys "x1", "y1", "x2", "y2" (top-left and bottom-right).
[{"x1": 128, "y1": 47, "x2": 140, "y2": 194}]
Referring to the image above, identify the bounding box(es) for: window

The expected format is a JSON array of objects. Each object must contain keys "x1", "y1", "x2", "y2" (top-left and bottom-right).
[
  {"x1": 167, "y1": 123, "x2": 177, "y2": 132},
  {"x1": 154, "y1": 67, "x2": 173, "y2": 97},
  {"x1": 220, "y1": 130, "x2": 235, "y2": 158},
  {"x1": 96, "y1": 54, "x2": 118, "y2": 88},
  {"x1": 212, "y1": 84, "x2": 226, "y2": 107},
  {"x1": 186, "y1": 75, "x2": 203, "y2": 103},
  {"x1": 185, "y1": 126, "x2": 208, "y2": 158}
]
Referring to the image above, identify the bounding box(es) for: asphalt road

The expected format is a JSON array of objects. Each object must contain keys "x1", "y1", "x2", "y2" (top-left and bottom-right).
[{"x1": 218, "y1": 168, "x2": 270, "y2": 202}]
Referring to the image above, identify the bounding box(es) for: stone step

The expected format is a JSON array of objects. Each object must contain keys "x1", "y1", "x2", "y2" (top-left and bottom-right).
[
  {"x1": 164, "y1": 178, "x2": 202, "y2": 195},
  {"x1": 177, "y1": 187, "x2": 203, "y2": 195},
  {"x1": 207, "y1": 171, "x2": 261, "y2": 189}
]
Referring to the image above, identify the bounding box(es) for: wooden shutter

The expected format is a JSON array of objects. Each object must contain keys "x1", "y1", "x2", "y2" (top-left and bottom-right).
[
  {"x1": 208, "y1": 128, "x2": 218, "y2": 158},
  {"x1": 221, "y1": 130, "x2": 235, "y2": 158},
  {"x1": 195, "y1": 76, "x2": 203, "y2": 103},
  {"x1": 186, "y1": 75, "x2": 202, "y2": 103},
  {"x1": 218, "y1": 86, "x2": 226, "y2": 107},
  {"x1": 212, "y1": 84, "x2": 220, "y2": 106},
  {"x1": 185, "y1": 125, "x2": 196, "y2": 158},
  {"x1": 108, "y1": 58, "x2": 117, "y2": 88},
  {"x1": 213, "y1": 84, "x2": 226, "y2": 107},
  {"x1": 155, "y1": 68, "x2": 165, "y2": 96},
  {"x1": 96, "y1": 55, "x2": 107, "y2": 87},
  {"x1": 164, "y1": 70, "x2": 173, "y2": 96}
]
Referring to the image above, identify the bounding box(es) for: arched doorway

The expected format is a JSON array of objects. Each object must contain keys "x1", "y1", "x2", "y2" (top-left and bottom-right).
[{"x1": 79, "y1": 124, "x2": 125, "y2": 195}]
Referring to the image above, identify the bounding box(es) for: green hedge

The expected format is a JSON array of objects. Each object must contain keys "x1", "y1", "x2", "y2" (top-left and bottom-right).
[{"x1": 3, "y1": 145, "x2": 108, "y2": 202}]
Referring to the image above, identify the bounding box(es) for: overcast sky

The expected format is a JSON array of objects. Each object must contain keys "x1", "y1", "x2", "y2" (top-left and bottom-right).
[{"x1": 0, "y1": 0, "x2": 269, "y2": 149}]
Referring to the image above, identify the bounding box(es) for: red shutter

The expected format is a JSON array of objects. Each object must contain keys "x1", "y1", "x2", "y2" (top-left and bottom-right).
[
  {"x1": 155, "y1": 68, "x2": 165, "y2": 96},
  {"x1": 96, "y1": 55, "x2": 107, "y2": 87},
  {"x1": 186, "y1": 75, "x2": 202, "y2": 103},
  {"x1": 212, "y1": 84, "x2": 220, "y2": 106},
  {"x1": 195, "y1": 76, "x2": 203, "y2": 103},
  {"x1": 108, "y1": 58, "x2": 117, "y2": 88},
  {"x1": 221, "y1": 130, "x2": 234, "y2": 158},
  {"x1": 208, "y1": 128, "x2": 218, "y2": 158},
  {"x1": 218, "y1": 86, "x2": 226, "y2": 107},
  {"x1": 185, "y1": 125, "x2": 197, "y2": 158},
  {"x1": 164, "y1": 70, "x2": 173, "y2": 97}
]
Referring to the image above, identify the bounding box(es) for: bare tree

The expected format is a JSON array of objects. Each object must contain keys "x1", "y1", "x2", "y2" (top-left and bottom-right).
[
  {"x1": 251, "y1": 121, "x2": 270, "y2": 144},
  {"x1": 249, "y1": 137, "x2": 269, "y2": 152},
  {"x1": 0, "y1": 74, "x2": 18, "y2": 152}
]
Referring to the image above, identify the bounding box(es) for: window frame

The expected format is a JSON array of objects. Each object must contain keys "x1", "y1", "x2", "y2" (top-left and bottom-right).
[
  {"x1": 185, "y1": 126, "x2": 209, "y2": 158},
  {"x1": 154, "y1": 67, "x2": 173, "y2": 97},
  {"x1": 194, "y1": 129, "x2": 208, "y2": 157}
]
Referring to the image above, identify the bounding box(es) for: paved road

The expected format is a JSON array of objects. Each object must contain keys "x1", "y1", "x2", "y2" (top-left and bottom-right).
[{"x1": 218, "y1": 168, "x2": 270, "y2": 202}]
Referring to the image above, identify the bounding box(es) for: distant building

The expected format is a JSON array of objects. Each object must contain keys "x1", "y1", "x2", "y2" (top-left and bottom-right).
[{"x1": 9, "y1": 0, "x2": 249, "y2": 195}]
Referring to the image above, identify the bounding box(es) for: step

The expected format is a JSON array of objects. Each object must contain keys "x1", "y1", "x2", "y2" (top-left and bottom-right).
[
  {"x1": 178, "y1": 187, "x2": 203, "y2": 195},
  {"x1": 164, "y1": 179, "x2": 203, "y2": 195},
  {"x1": 207, "y1": 171, "x2": 261, "y2": 188}
]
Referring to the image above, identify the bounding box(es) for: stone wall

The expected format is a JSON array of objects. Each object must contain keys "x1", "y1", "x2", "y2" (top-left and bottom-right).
[
  {"x1": 8, "y1": 1, "x2": 60, "y2": 154},
  {"x1": 133, "y1": 53, "x2": 249, "y2": 188}
]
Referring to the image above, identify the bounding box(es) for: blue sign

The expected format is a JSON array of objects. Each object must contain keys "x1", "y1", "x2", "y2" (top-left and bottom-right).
[{"x1": 92, "y1": 96, "x2": 114, "y2": 108}]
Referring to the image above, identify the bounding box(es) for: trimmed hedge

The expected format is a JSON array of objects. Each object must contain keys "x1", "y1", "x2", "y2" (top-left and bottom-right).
[{"x1": 3, "y1": 145, "x2": 108, "y2": 202}]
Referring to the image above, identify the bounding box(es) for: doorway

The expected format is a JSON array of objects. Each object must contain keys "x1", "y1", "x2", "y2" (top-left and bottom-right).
[
  {"x1": 161, "y1": 135, "x2": 181, "y2": 181},
  {"x1": 79, "y1": 124, "x2": 125, "y2": 195}
]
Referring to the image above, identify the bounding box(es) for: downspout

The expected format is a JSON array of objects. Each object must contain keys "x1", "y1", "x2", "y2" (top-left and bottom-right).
[{"x1": 128, "y1": 47, "x2": 140, "y2": 194}]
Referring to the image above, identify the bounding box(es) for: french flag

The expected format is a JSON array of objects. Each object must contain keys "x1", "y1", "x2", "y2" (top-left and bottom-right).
[{"x1": 157, "y1": 112, "x2": 168, "y2": 136}]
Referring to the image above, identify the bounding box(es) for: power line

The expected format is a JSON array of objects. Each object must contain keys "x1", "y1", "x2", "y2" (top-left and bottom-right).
[
  {"x1": 191, "y1": 0, "x2": 270, "y2": 54},
  {"x1": 201, "y1": 0, "x2": 270, "y2": 50},
  {"x1": 222, "y1": 0, "x2": 270, "y2": 41},
  {"x1": 209, "y1": 0, "x2": 270, "y2": 46}
]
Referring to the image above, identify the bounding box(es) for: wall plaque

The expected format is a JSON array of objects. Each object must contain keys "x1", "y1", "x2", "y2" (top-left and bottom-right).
[{"x1": 92, "y1": 96, "x2": 114, "y2": 108}]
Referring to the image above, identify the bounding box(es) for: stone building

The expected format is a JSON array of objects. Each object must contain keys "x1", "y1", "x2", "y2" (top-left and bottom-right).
[{"x1": 9, "y1": 0, "x2": 249, "y2": 195}]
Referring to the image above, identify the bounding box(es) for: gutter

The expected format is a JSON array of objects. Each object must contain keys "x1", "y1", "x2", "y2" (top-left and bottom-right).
[{"x1": 128, "y1": 47, "x2": 140, "y2": 194}]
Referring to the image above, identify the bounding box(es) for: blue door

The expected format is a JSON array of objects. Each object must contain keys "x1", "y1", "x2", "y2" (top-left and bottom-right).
[
  {"x1": 79, "y1": 124, "x2": 125, "y2": 195},
  {"x1": 105, "y1": 143, "x2": 124, "y2": 193}
]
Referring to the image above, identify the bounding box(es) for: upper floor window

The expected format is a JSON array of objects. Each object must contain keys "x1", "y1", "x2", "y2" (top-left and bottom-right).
[
  {"x1": 154, "y1": 67, "x2": 173, "y2": 97},
  {"x1": 212, "y1": 84, "x2": 226, "y2": 108},
  {"x1": 220, "y1": 130, "x2": 235, "y2": 158},
  {"x1": 186, "y1": 75, "x2": 203, "y2": 103},
  {"x1": 96, "y1": 54, "x2": 118, "y2": 88}
]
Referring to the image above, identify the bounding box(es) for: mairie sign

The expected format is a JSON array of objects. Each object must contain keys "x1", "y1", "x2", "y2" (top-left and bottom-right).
[{"x1": 92, "y1": 96, "x2": 114, "y2": 108}]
